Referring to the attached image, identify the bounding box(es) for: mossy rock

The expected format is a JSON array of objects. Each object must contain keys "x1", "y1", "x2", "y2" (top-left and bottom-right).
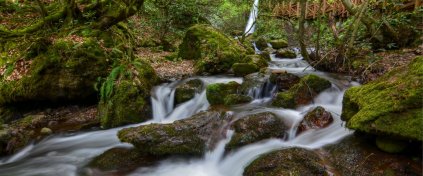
[
  {"x1": 223, "y1": 94, "x2": 252, "y2": 106},
  {"x1": 269, "y1": 70, "x2": 300, "y2": 91},
  {"x1": 178, "y1": 24, "x2": 248, "y2": 75},
  {"x1": 244, "y1": 148, "x2": 326, "y2": 176},
  {"x1": 98, "y1": 60, "x2": 159, "y2": 128},
  {"x1": 375, "y1": 137, "x2": 408, "y2": 153},
  {"x1": 255, "y1": 37, "x2": 268, "y2": 50},
  {"x1": 341, "y1": 56, "x2": 423, "y2": 141},
  {"x1": 206, "y1": 81, "x2": 240, "y2": 105},
  {"x1": 269, "y1": 39, "x2": 288, "y2": 49},
  {"x1": 227, "y1": 112, "x2": 286, "y2": 150},
  {"x1": 272, "y1": 74, "x2": 331, "y2": 108},
  {"x1": 275, "y1": 48, "x2": 296, "y2": 58},
  {"x1": 118, "y1": 111, "x2": 232, "y2": 155},
  {"x1": 232, "y1": 63, "x2": 259, "y2": 77},
  {"x1": 88, "y1": 147, "x2": 159, "y2": 173},
  {"x1": 0, "y1": 38, "x2": 109, "y2": 106},
  {"x1": 244, "y1": 55, "x2": 269, "y2": 68},
  {"x1": 175, "y1": 79, "x2": 203, "y2": 105}
]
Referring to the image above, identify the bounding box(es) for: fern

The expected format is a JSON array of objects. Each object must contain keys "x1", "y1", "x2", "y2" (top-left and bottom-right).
[{"x1": 99, "y1": 65, "x2": 123, "y2": 101}]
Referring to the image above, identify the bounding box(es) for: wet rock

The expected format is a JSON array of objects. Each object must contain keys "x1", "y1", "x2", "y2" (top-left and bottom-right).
[
  {"x1": 175, "y1": 79, "x2": 203, "y2": 105},
  {"x1": 297, "y1": 106, "x2": 333, "y2": 134},
  {"x1": 232, "y1": 63, "x2": 259, "y2": 76},
  {"x1": 323, "y1": 135, "x2": 422, "y2": 176},
  {"x1": 88, "y1": 147, "x2": 159, "y2": 174},
  {"x1": 118, "y1": 111, "x2": 232, "y2": 156},
  {"x1": 244, "y1": 55, "x2": 269, "y2": 68},
  {"x1": 223, "y1": 94, "x2": 252, "y2": 106},
  {"x1": 206, "y1": 81, "x2": 240, "y2": 105},
  {"x1": 178, "y1": 24, "x2": 248, "y2": 74},
  {"x1": 98, "y1": 60, "x2": 159, "y2": 128},
  {"x1": 341, "y1": 56, "x2": 423, "y2": 142},
  {"x1": 269, "y1": 70, "x2": 300, "y2": 91},
  {"x1": 227, "y1": 112, "x2": 286, "y2": 150},
  {"x1": 272, "y1": 74, "x2": 331, "y2": 108},
  {"x1": 0, "y1": 106, "x2": 99, "y2": 156},
  {"x1": 244, "y1": 148, "x2": 327, "y2": 176},
  {"x1": 255, "y1": 37, "x2": 268, "y2": 50},
  {"x1": 275, "y1": 48, "x2": 296, "y2": 58},
  {"x1": 269, "y1": 39, "x2": 288, "y2": 49}
]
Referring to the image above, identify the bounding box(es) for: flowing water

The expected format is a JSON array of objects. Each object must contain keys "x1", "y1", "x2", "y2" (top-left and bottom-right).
[
  {"x1": 0, "y1": 1, "x2": 358, "y2": 175},
  {"x1": 244, "y1": 0, "x2": 259, "y2": 34}
]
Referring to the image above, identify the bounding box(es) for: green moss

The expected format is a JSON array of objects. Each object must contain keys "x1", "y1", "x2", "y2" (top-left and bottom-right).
[
  {"x1": 269, "y1": 39, "x2": 288, "y2": 49},
  {"x1": 375, "y1": 137, "x2": 408, "y2": 153},
  {"x1": 206, "y1": 81, "x2": 240, "y2": 105},
  {"x1": 255, "y1": 37, "x2": 268, "y2": 50},
  {"x1": 99, "y1": 59, "x2": 159, "y2": 128},
  {"x1": 0, "y1": 37, "x2": 109, "y2": 106},
  {"x1": 175, "y1": 79, "x2": 203, "y2": 105},
  {"x1": 272, "y1": 74, "x2": 331, "y2": 108},
  {"x1": 341, "y1": 56, "x2": 423, "y2": 141},
  {"x1": 178, "y1": 24, "x2": 248, "y2": 74},
  {"x1": 275, "y1": 49, "x2": 296, "y2": 58},
  {"x1": 223, "y1": 94, "x2": 252, "y2": 106},
  {"x1": 232, "y1": 63, "x2": 258, "y2": 76}
]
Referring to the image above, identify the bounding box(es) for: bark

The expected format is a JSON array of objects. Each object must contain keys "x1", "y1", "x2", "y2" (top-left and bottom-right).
[{"x1": 298, "y1": 0, "x2": 309, "y2": 61}]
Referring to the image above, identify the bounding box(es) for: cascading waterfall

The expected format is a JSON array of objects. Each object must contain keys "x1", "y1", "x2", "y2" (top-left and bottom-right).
[
  {"x1": 244, "y1": 0, "x2": 259, "y2": 34},
  {"x1": 0, "y1": 0, "x2": 356, "y2": 175}
]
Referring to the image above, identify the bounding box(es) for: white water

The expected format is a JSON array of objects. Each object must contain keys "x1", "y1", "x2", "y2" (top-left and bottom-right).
[
  {"x1": 244, "y1": 0, "x2": 259, "y2": 35},
  {"x1": 0, "y1": 1, "x2": 356, "y2": 174}
]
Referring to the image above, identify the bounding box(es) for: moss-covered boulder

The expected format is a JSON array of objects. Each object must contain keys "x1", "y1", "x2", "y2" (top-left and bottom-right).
[
  {"x1": 223, "y1": 94, "x2": 252, "y2": 106},
  {"x1": 232, "y1": 63, "x2": 258, "y2": 77},
  {"x1": 255, "y1": 37, "x2": 268, "y2": 50},
  {"x1": 272, "y1": 74, "x2": 331, "y2": 108},
  {"x1": 88, "y1": 147, "x2": 159, "y2": 173},
  {"x1": 341, "y1": 57, "x2": 423, "y2": 142},
  {"x1": 244, "y1": 54, "x2": 269, "y2": 67},
  {"x1": 175, "y1": 79, "x2": 203, "y2": 105},
  {"x1": 269, "y1": 39, "x2": 288, "y2": 49},
  {"x1": 118, "y1": 111, "x2": 232, "y2": 156},
  {"x1": 244, "y1": 148, "x2": 327, "y2": 176},
  {"x1": 297, "y1": 106, "x2": 333, "y2": 134},
  {"x1": 178, "y1": 24, "x2": 248, "y2": 74},
  {"x1": 227, "y1": 112, "x2": 286, "y2": 150},
  {"x1": 0, "y1": 37, "x2": 109, "y2": 107},
  {"x1": 324, "y1": 135, "x2": 422, "y2": 176},
  {"x1": 275, "y1": 48, "x2": 296, "y2": 58},
  {"x1": 269, "y1": 70, "x2": 300, "y2": 91},
  {"x1": 206, "y1": 81, "x2": 240, "y2": 105},
  {"x1": 98, "y1": 60, "x2": 159, "y2": 128}
]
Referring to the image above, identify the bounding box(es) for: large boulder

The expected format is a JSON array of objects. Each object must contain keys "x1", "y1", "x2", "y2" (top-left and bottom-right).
[
  {"x1": 178, "y1": 24, "x2": 248, "y2": 74},
  {"x1": 118, "y1": 111, "x2": 232, "y2": 156},
  {"x1": 206, "y1": 81, "x2": 240, "y2": 105},
  {"x1": 272, "y1": 74, "x2": 331, "y2": 108},
  {"x1": 227, "y1": 112, "x2": 286, "y2": 150},
  {"x1": 341, "y1": 56, "x2": 423, "y2": 142},
  {"x1": 324, "y1": 135, "x2": 422, "y2": 176},
  {"x1": 0, "y1": 38, "x2": 109, "y2": 113},
  {"x1": 98, "y1": 60, "x2": 159, "y2": 128},
  {"x1": 175, "y1": 79, "x2": 203, "y2": 105},
  {"x1": 297, "y1": 106, "x2": 333, "y2": 134},
  {"x1": 244, "y1": 148, "x2": 327, "y2": 176}
]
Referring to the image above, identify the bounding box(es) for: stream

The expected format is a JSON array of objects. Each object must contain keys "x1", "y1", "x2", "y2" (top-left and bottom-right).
[{"x1": 0, "y1": 1, "x2": 358, "y2": 175}]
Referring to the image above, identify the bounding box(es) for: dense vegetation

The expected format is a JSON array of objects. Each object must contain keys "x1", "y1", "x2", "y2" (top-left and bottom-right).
[{"x1": 0, "y1": 0, "x2": 421, "y2": 175}]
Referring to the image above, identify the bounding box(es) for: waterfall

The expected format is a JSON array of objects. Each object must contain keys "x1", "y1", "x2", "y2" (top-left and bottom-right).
[{"x1": 244, "y1": 0, "x2": 259, "y2": 35}]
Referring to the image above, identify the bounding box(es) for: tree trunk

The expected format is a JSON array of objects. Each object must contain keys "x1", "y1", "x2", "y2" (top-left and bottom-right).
[{"x1": 298, "y1": 0, "x2": 309, "y2": 61}]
